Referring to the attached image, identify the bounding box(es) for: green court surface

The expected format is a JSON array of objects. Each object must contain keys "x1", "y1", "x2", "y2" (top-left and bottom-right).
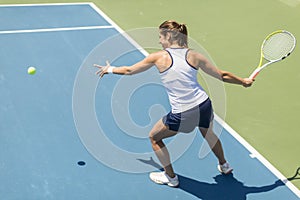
[{"x1": 1, "y1": 0, "x2": 299, "y2": 191}]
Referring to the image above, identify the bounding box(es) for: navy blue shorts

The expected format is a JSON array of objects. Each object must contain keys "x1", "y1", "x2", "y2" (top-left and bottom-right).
[{"x1": 162, "y1": 98, "x2": 213, "y2": 133}]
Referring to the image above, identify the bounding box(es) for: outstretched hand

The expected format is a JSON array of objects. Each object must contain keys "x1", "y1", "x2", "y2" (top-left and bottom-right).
[{"x1": 94, "y1": 61, "x2": 111, "y2": 78}]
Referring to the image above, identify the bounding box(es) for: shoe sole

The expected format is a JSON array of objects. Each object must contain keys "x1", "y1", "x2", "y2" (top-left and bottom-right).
[
  {"x1": 221, "y1": 168, "x2": 233, "y2": 175},
  {"x1": 167, "y1": 182, "x2": 179, "y2": 188},
  {"x1": 150, "y1": 178, "x2": 179, "y2": 187},
  {"x1": 149, "y1": 174, "x2": 179, "y2": 188}
]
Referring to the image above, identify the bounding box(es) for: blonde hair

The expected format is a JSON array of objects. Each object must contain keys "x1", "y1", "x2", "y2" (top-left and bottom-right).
[{"x1": 159, "y1": 20, "x2": 188, "y2": 47}]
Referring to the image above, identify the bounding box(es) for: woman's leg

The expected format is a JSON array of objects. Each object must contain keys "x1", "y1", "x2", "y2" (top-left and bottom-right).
[
  {"x1": 149, "y1": 118, "x2": 178, "y2": 178},
  {"x1": 199, "y1": 122, "x2": 226, "y2": 165}
]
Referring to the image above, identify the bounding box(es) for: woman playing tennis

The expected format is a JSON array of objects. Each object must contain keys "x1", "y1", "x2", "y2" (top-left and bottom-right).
[{"x1": 95, "y1": 20, "x2": 253, "y2": 187}]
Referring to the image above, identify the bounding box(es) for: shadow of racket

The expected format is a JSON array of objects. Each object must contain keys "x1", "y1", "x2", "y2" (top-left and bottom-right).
[{"x1": 287, "y1": 167, "x2": 300, "y2": 181}]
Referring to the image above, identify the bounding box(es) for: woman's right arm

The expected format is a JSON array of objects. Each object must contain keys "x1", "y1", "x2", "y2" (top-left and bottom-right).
[{"x1": 190, "y1": 51, "x2": 253, "y2": 87}]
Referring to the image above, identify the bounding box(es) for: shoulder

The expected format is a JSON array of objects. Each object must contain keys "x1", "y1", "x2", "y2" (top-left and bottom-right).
[
  {"x1": 144, "y1": 50, "x2": 169, "y2": 62},
  {"x1": 144, "y1": 50, "x2": 172, "y2": 71},
  {"x1": 186, "y1": 49, "x2": 208, "y2": 68},
  {"x1": 187, "y1": 49, "x2": 206, "y2": 59},
  {"x1": 148, "y1": 50, "x2": 168, "y2": 58}
]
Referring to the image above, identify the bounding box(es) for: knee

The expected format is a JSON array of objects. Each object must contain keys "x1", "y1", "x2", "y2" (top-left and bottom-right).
[
  {"x1": 149, "y1": 134, "x2": 156, "y2": 144},
  {"x1": 149, "y1": 132, "x2": 159, "y2": 145},
  {"x1": 199, "y1": 128, "x2": 208, "y2": 138}
]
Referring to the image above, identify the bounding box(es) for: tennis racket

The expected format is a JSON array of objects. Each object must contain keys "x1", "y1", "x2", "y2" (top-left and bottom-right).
[{"x1": 249, "y1": 30, "x2": 296, "y2": 79}]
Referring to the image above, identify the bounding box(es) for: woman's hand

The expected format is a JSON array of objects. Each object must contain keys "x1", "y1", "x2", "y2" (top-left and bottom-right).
[
  {"x1": 242, "y1": 78, "x2": 254, "y2": 88},
  {"x1": 94, "y1": 61, "x2": 111, "y2": 78}
]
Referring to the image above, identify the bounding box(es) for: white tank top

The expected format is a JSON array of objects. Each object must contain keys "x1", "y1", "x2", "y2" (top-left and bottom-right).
[{"x1": 160, "y1": 48, "x2": 208, "y2": 113}]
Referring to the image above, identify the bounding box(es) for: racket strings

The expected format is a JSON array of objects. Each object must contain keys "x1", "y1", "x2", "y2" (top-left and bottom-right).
[{"x1": 262, "y1": 32, "x2": 295, "y2": 61}]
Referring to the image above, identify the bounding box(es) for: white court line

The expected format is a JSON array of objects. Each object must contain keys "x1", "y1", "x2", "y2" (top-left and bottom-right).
[
  {"x1": 0, "y1": 26, "x2": 114, "y2": 35},
  {"x1": 0, "y1": 2, "x2": 91, "y2": 7},
  {"x1": 89, "y1": 3, "x2": 149, "y2": 57},
  {"x1": 0, "y1": 3, "x2": 114, "y2": 35},
  {"x1": 88, "y1": 2, "x2": 300, "y2": 197},
  {"x1": 2, "y1": 2, "x2": 297, "y2": 197},
  {"x1": 214, "y1": 115, "x2": 300, "y2": 197}
]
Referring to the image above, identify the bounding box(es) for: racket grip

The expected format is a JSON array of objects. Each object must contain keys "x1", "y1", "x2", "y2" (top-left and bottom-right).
[{"x1": 249, "y1": 68, "x2": 261, "y2": 80}]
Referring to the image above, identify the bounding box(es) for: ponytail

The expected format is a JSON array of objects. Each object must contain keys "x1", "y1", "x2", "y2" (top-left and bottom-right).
[{"x1": 159, "y1": 20, "x2": 188, "y2": 47}]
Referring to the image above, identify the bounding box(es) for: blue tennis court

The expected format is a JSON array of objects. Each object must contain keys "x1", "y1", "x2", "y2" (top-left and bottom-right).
[{"x1": 0, "y1": 3, "x2": 299, "y2": 199}]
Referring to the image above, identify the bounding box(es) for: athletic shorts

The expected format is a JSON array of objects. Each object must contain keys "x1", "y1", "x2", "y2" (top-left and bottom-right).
[{"x1": 162, "y1": 98, "x2": 214, "y2": 133}]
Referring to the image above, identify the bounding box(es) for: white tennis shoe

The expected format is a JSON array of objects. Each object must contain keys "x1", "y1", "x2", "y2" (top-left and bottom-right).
[
  {"x1": 217, "y1": 162, "x2": 233, "y2": 174},
  {"x1": 149, "y1": 171, "x2": 179, "y2": 187}
]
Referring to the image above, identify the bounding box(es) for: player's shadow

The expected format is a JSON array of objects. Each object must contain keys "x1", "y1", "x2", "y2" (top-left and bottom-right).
[
  {"x1": 287, "y1": 167, "x2": 300, "y2": 181},
  {"x1": 178, "y1": 173, "x2": 284, "y2": 200},
  {"x1": 138, "y1": 157, "x2": 284, "y2": 200}
]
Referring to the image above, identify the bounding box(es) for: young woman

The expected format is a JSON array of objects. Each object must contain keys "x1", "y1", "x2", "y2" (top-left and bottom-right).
[{"x1": 95, "y1": 20, "x2": 253, "y2": 187}]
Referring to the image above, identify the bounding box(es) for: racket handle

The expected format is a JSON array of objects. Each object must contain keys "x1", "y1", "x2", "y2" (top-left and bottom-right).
[{"x1": 249, "y1": 68, "x2": 261, "y2": 80}]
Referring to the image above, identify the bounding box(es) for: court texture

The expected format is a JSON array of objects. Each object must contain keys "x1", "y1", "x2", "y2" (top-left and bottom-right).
[{"x1": 0, "y1": 2, "x2": 299, "y2": 200}]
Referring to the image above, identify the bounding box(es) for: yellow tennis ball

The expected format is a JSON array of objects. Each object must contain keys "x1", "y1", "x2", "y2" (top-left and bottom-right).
[{"x1": 27, "y1": 67, "x2": 36, "y2": 75}]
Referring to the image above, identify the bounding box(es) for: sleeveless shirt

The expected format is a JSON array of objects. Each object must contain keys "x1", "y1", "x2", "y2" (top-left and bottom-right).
[{"x1": 160, "y1": 48, "x2": 208, "y2": 113}]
